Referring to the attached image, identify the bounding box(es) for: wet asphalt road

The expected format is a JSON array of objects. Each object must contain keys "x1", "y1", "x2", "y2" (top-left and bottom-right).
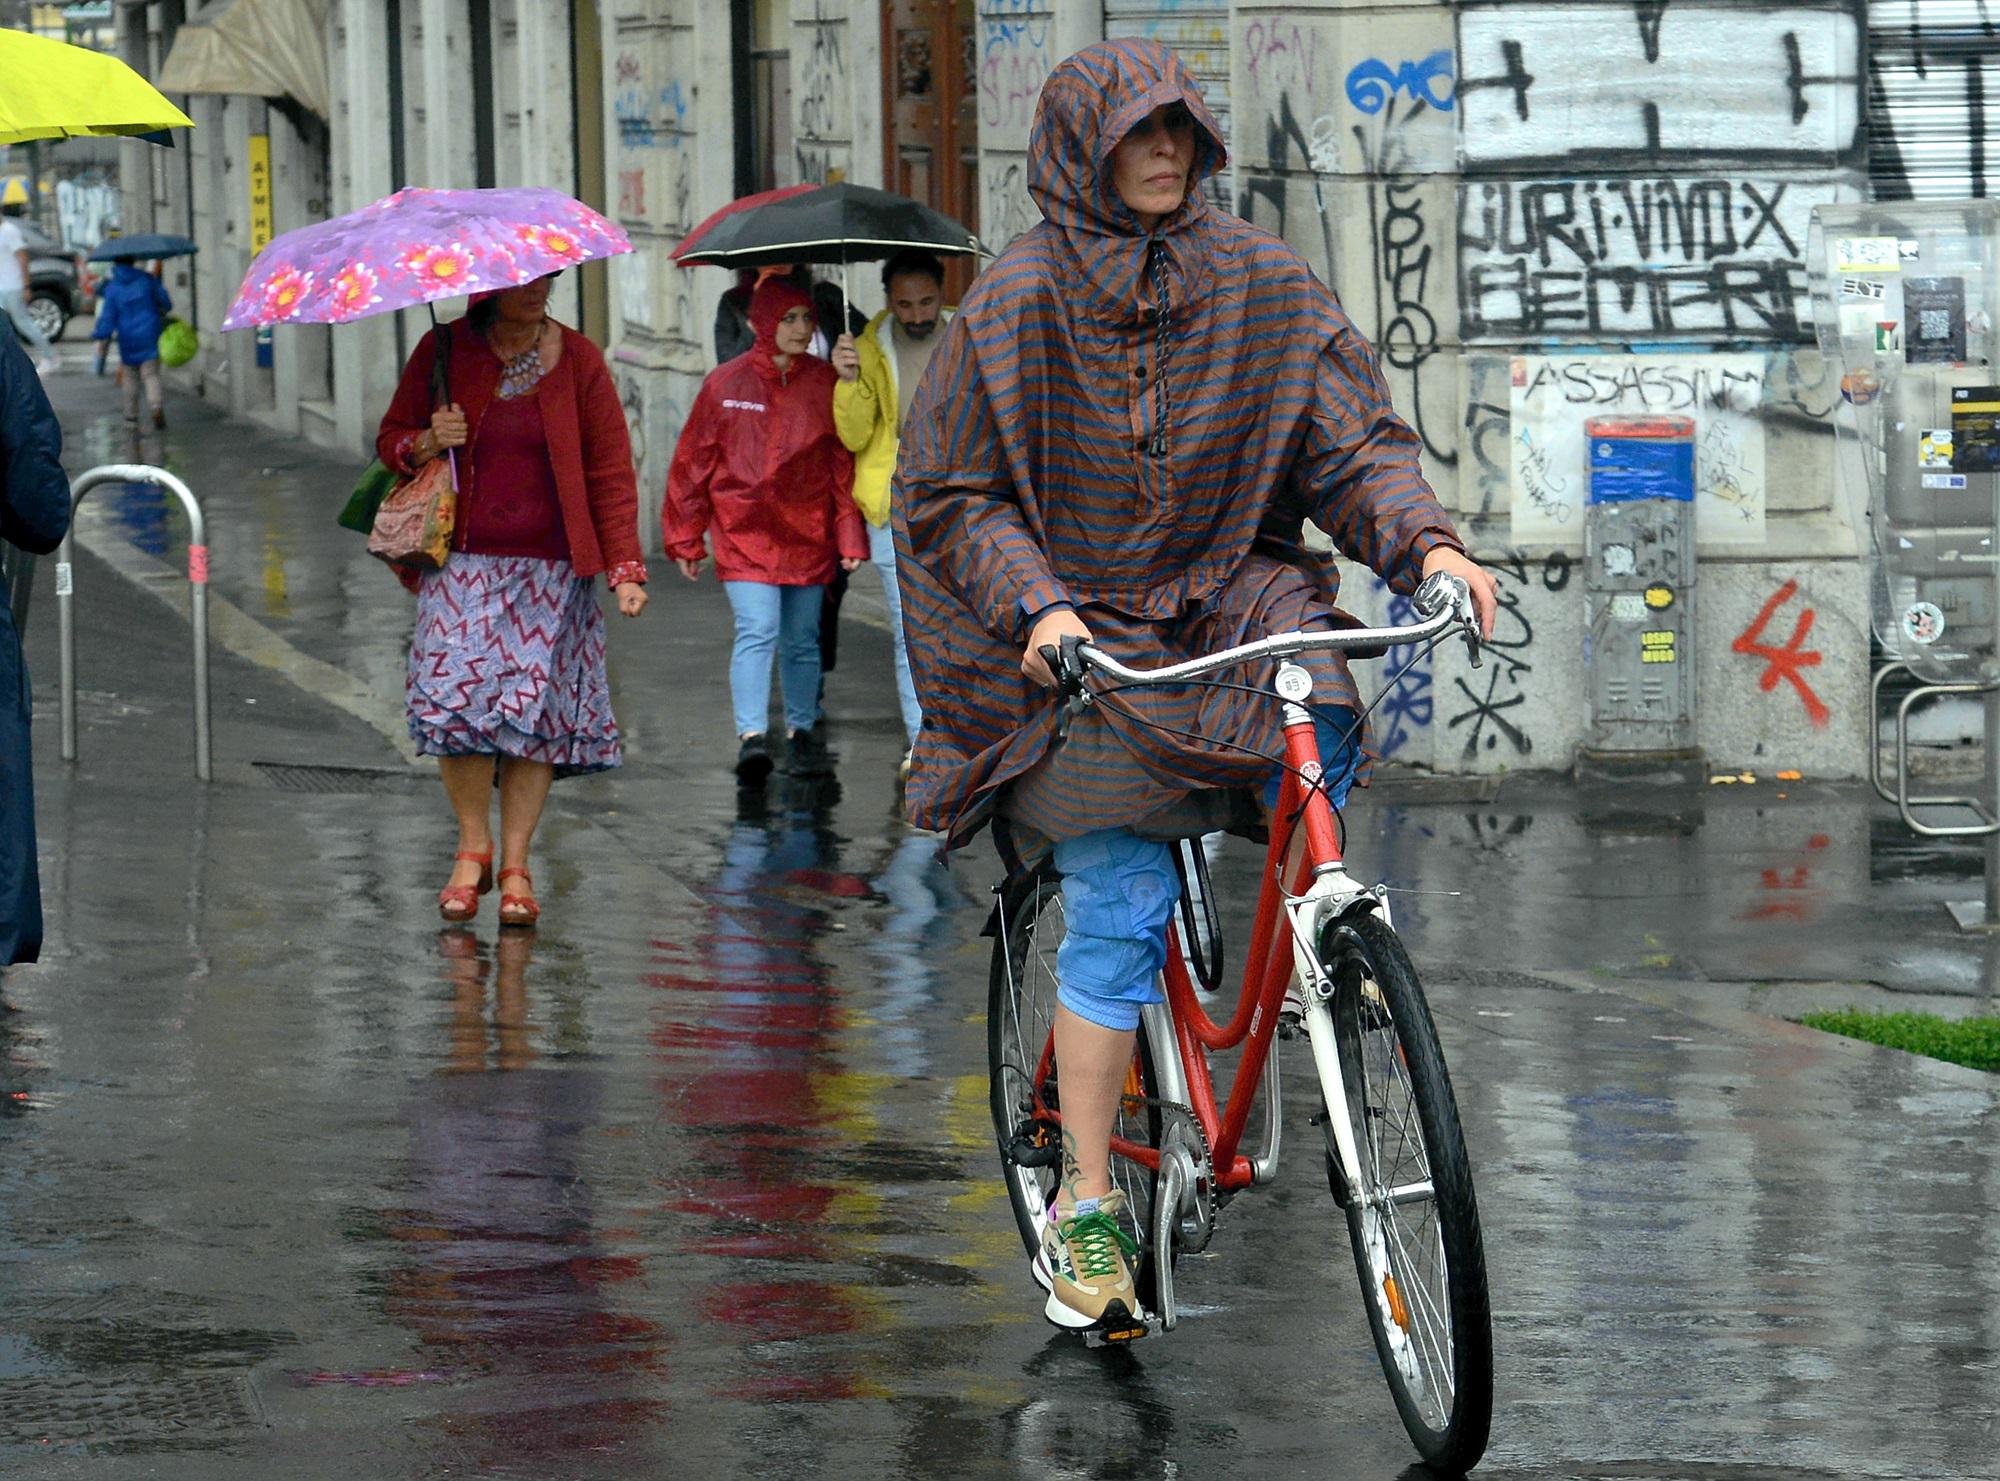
[{"x1": 1, "y1": 365, "x2": 1996, "y2": 1477}]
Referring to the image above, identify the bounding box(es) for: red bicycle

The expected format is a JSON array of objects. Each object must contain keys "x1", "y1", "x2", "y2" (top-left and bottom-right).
[{"x1": 987, "y1": 573, "x2": 1494, "y2": 1473}]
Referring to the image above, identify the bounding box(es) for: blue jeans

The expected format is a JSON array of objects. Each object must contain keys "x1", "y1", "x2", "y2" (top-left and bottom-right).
[
  {"x1": 869, "y1": 519, "x2": 923, "y2": 747},
  {"x1": 723, "y1": 580, "x2": 824, "y2": 738},
  {"x1": 1054, "y1": 710, "x2": 1363, "y2": 1032}
]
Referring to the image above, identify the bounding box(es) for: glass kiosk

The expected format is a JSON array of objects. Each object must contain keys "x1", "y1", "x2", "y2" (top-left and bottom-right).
[{"x1": 1810, "y1": 200, "x2": 2000, "y2": 930}]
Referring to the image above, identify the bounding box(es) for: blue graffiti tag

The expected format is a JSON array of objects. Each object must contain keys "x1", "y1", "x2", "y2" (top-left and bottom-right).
[
  {"x1": 1372, "y1": 588, "x2": 1434, "y2": 758},
  {"x1": 1345, "y1": 50, "x2": 1455, "y2": 115}
]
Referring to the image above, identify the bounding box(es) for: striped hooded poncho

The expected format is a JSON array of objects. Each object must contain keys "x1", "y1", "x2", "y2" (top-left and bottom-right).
[{"x1": 893, "y1": 38, "x2": 1463, "y2": 854}]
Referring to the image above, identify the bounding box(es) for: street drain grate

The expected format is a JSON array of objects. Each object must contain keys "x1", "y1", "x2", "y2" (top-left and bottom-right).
[
  {"x1": 253, "y1": 762, "x2": 419, "y2": 794},
  {"x1": 0, "y1": 1372, "x2": 261, "y2": 1446}
]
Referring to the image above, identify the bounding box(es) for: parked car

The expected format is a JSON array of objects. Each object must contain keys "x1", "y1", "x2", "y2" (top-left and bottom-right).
[{"x1": 11, "y1": 220, "x2": 92, "y2": 344}]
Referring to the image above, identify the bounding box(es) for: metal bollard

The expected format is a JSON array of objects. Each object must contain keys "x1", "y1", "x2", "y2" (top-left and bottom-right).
[{"x1": 57, "y1": 464, "x2": 212, "y2": 782}]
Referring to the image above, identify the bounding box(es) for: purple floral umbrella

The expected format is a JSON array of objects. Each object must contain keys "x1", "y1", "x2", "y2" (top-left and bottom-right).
[{"x1": 221, "y1": 186, "x2": 631, "y2": 331}]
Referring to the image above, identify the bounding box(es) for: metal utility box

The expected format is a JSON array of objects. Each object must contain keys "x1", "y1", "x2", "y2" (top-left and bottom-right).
[{"x1": 1581, "y1": 415, "x2": 1699, "y2": 762}]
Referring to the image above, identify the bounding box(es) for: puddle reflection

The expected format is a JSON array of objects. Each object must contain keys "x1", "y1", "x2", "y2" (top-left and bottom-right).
[
  {"x1": 653, "y1": 793, "x2": 878, "y2": 1405},
  {"x1": 369, "y1": 930, "x2": 666, "y2": 1466}
]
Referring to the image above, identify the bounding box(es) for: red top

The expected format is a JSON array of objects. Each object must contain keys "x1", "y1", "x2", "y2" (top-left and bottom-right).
[
  {"x1": 376, "y1": 322, "x2": 648, "y2": 589},
  {"x1": 455, "y1": 391, "x2": 568, "y2": 560},
  {"x1": 662, "y1": 280, "x2": 864, "y2": 585}
]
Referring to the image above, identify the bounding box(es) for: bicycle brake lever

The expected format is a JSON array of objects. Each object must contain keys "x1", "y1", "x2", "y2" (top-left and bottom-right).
[
  {"x1": 1457, "y1": 586, "x2": 1485, "y2": 670},
  {"x1": 1041, "y1": 640, "x2": 1091, "y2": 743}
]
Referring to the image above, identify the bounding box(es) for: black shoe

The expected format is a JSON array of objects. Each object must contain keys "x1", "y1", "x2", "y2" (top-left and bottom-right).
[
  {"x1": 786, "y1": 726, "x2": 832, "y2": 777},
  {"x1": 735, "y1": 734, "x2": 773, "y2": 787}
]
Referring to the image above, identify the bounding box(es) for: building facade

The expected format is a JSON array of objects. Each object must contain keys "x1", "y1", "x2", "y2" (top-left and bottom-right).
[{"x1": 116, "y1": 0, "x2": 2000, "y2": 776}]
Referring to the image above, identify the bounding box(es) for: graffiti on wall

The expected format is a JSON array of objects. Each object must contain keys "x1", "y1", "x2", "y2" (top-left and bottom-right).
[
  {"x1": 1732, "y1": 577, "x2": 1829, "y2": 728},
  {"x1": 1356, "y1": 89, "x2": 1452, "y2": 465},
  {"x1": 1869, "y1": 0, "x2": 1999, "y2": 200},
  {"x1": 798, "y1": 7, "x2": 846, "y2": 145},
  {"x1": 55, "y1": 178, "x2": 119, "y2": 251},
  {"x1": 613, "y1": 51, "x2": 690, "y2": 153},
  {"x1": 979, "y1": 1, "x2": 1052, "y2": 132},
  {"x1": 1508, "y1": 353, "x2": 1768, "y2": 543},
  {"x1": 1443, "y1": 550, "x2": 1572, "y2": 762},
  {"x1": 1366, "y1": 576, "x2": 1434, "y2": 760},
  {"x1": 1457, "y1": 7, "x2": 1861, "y2": 165},
  {"x1": 1459, "y1": 177, "x2": 1841, "y2": 340},
  {"x1": 1456, "y1": 5, "x2": 1863, "y2": 344}
]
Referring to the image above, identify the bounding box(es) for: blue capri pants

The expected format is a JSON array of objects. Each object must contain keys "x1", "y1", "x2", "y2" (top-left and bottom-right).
[{"x1": 1054, "y1": 710, "x2": 1361, "y2": 1032}]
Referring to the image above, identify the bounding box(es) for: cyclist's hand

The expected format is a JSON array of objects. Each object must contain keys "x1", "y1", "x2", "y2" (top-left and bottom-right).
[
  {"x1": 1023, "y1": 607, "x2": 1092, "y2": 689},
  {"x1": 675, "y1": 555, "x2": 705, "y2": 581},
  {"x1": 1422, "y1": 546, "x2": 1499, "y2": 640}
]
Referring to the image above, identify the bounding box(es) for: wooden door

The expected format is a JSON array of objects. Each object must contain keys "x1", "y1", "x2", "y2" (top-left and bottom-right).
[{"x1": 883, "y1": 0, "x2": 979, "y2": 302}]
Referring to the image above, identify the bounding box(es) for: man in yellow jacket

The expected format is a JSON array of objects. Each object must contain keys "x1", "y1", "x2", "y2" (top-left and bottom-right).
[{"x1": 830, "y1": 249, "x2": 953, "y2": 773}]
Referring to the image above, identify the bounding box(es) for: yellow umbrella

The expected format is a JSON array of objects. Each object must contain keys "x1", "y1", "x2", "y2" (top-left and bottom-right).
[{"x1": 0, "y1": 30, "x2": 193, "y2": 146}]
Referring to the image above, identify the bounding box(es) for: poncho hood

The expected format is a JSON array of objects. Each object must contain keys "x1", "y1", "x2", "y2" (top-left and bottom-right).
[{"x1": 1027, "y1": 38, "x2": 1227, "y2": 316}]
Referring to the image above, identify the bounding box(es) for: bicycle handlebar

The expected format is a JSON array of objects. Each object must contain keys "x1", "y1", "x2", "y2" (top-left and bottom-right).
[{"x1": 1042, "y1": 572, "x2": 1481, "y2": 695}]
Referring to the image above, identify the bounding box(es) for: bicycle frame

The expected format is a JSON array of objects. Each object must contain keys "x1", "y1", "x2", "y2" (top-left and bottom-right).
[
  {"x1": 1110, "y1": 680, "x2": 1369, "y2": 1189},
  {"x1": 1017, "y1": 574, "x2": 1475, "y2": 1208},
  {"x1": 1018, "y1": 677, "x2": 1373, "y2": 1191}
]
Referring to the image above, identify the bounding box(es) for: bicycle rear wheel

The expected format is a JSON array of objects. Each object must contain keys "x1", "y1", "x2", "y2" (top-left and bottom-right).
[
  {"x1": 987, "y1": 875, "x2": 1172, "y2": 1314},
  {"x1": 1319, "y1": 913, "x2": 1492, "y2": 1472}
]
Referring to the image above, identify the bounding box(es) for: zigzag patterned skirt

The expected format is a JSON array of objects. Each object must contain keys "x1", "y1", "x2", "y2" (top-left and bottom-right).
[{"x1": 408, "y1": 554, "x2": 621, "y2": 777}]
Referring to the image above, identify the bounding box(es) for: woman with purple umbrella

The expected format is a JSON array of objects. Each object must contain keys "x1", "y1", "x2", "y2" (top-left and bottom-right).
[{"x1": 377, "y1": 272, "x2": 649, "y2": 928}]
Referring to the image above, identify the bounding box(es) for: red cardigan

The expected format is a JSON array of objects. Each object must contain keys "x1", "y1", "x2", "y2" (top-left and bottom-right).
[{"x1": 376, "y1": 321, "x2": 648, "y2": 587}]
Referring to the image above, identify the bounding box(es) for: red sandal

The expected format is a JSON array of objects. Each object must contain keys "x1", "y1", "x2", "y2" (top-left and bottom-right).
[
  {"x1": 437, "y1": 850, "x2": 494, "y2": 922},
  {"x1": 497, "y1": 867, "x2": 540, "y2": 927}
]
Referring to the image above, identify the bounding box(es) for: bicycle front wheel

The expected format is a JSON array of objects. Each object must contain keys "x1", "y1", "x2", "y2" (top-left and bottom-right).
[{"x1": 1320, "y1": 913, "x2": 1492, "y2": 1472}]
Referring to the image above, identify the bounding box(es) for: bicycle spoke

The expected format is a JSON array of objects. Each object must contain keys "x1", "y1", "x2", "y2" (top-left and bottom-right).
[{"x1": 1383, "y1": 1208, "x2": 1453, "y2": 1397}]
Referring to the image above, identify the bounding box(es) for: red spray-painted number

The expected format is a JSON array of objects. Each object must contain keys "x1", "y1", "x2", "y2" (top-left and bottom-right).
[{"x1": 1732, "y1": 580, "x2": 1828, "y2": 729}]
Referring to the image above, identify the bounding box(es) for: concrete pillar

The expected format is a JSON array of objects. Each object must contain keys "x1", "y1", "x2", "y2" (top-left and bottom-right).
[
  {"x1": 599, "y1": 0, "x2": 736, "y2": 548},
  {"x1": 330, "y1": 0, "x2": 402, "y2": 453}
]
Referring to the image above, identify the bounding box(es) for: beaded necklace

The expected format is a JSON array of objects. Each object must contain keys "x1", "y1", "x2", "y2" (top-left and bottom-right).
[{"x1": 494, "y1": 321, "x2": 549, "y2": 400}]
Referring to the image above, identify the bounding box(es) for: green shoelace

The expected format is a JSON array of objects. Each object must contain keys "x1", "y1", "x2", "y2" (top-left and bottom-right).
[{"x1": 1059, "y1": 1209, "x2": 1138, "y2": 1282}]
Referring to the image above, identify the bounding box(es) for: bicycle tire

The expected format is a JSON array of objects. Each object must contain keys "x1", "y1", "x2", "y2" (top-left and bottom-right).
[
  {"x1": 987, "y1": 874, "x2": 1173, "y2": 1314},
  {"x1": 1320, "y1": 912, "x2": 1492, "y2": 1473}
]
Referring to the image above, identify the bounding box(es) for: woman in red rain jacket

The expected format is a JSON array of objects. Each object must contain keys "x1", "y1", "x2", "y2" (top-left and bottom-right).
[{"x1": 664, "y1": 277, "x2": 864, "y2": 786}]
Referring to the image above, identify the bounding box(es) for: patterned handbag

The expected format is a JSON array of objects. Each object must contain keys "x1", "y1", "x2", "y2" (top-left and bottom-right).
[
  {"x1": 367, "y1": 324, "x2": 458, "y2": 570},
  {"x1": 365, "y1": 451, "x2": 457, "y2": 569}
]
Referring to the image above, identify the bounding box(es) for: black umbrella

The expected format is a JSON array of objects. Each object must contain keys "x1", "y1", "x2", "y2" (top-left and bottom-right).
[
  {"x1": 673, "y1": 183, "x2": 981, "y2": 270},
  {"x1": 88, "y1": 232, "x2": 198, "y2": 263},
  {"x1": 677, "y1": 183, "x2": 981, "y2": 328}
]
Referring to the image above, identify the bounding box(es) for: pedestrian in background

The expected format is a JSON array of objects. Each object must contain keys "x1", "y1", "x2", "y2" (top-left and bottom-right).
[
  {"x1": 0, "y1": 333, "x2": 71, "y2": 966},
  {"x1": 713, "y1": 263, "x2": 865, "y2": 366},
  {"x1": 830, "y1": 248, "x2": 951, "y2": 776},
  {"x1": 0, "y1": 202, "x2": 56, "y2": 376},
  {"x1": 666, "y1": 276, "x2": 863, "y2": 787},
  {"x1": 377, "y1": 274, "x2": 649, "y2": 928},
  {"x1": 92, "y1": 260, "x2": 172, "y2": 429}
]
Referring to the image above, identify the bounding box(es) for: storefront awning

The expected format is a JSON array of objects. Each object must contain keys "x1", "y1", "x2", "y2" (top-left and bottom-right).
[{"x1": 158, "y1": 0, "x2": 329, "y2": 121}]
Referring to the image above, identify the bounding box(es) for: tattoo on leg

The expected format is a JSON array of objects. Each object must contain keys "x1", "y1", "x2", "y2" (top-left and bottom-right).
[{"x1": 1060, "y1": 1130, "x2": 1083, "y2": 1206}]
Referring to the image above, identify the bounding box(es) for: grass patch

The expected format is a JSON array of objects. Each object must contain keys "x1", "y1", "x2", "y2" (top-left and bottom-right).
[{"x1": 1799, "y1": 1009, "x2": 2000, "y2": 1073}]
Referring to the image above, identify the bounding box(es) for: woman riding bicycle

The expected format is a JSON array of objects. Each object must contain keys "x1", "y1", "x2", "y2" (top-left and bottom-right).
[{"x1": 893, "y1": 38, "x2": 1498, "y2": 1335}]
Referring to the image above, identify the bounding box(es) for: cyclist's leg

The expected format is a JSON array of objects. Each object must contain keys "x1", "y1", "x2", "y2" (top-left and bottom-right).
[{"x1": 1039, "y1": 828, "x2": 1179, "y2": 1324}]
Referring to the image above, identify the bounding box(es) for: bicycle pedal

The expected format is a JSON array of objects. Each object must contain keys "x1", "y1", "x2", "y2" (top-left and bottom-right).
[{"x1": 1082, "y1": 1315, "x2": 1151, "y2": 1348}]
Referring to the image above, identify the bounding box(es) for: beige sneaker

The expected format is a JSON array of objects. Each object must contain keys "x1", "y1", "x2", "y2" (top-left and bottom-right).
[{"x1": 1036, "y1": 1187, "x2": 1142, "y2": 1331}]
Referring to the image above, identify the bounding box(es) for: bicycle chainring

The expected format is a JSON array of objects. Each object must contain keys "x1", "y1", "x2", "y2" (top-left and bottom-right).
[{"x1": 1156, "y1": 1104, "x2": 1216, "y2": 1255}]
